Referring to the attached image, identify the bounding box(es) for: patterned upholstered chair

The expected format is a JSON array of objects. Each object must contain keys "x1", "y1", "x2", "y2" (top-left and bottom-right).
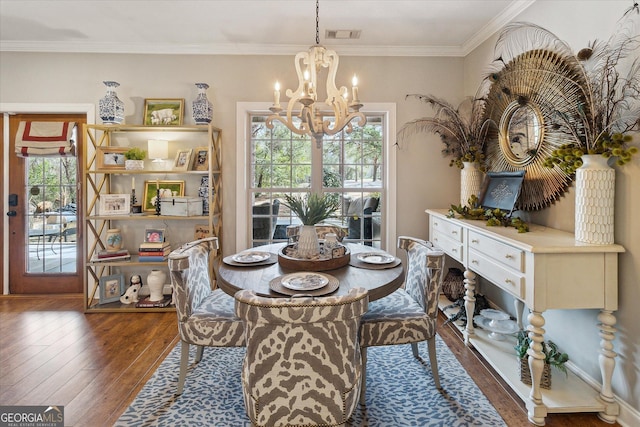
[
  {"x1": 234, "y1": 287, "x2": 369, "y2": 427},
  {"x1": 359, "y1": 236, "x2": 445, "y2": 404},
  {"x1": 168, "y1": 237, "x2": 245, "y2": 395}
]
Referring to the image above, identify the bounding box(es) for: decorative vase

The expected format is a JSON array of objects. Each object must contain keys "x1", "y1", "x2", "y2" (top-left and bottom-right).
[
  {"x1": 105, "y1": 228, "x2": 123, "y2": 252},
  {"x1": 297, "y1": 225, "x2": 320, "y2": 259},
  {"x1": 575, "y1": 154, "x2": 615, "y2": 245},
  {"x1": 192, "y1": 83, "x2": 213, "y2": 124},
  {"x1": 125, "y1": 159, "x2": 144, "y2": 170},
  {"x1": 460, "y1": 161, "x2": 483, "y2": 206},
  {"x1": 146, "y1": 269, "x2": 166, "y2": 302},
  {"x1": 98, "y1": 81, "x2": 125, "y2": 124}
]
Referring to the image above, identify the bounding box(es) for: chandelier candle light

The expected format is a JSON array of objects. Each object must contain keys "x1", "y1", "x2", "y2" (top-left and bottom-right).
[{"x1": 266, "y1": 0, "x2": 366, "y2": 148}]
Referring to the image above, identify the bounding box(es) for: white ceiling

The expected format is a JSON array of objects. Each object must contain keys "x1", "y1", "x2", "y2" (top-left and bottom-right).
[{"x1": 0, "y1": 0, "x2": 535, "y2": 57}]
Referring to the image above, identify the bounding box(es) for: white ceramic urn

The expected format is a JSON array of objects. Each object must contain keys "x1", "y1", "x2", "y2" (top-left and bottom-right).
[{"x1": 146, "y1": 269, "x2": 166, "y2": 301}]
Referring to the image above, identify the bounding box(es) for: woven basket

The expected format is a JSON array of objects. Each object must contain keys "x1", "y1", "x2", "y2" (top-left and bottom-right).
[
  {"x1": 519, "y1": 357, "x2": 552, "y2": 389},
  {"x1": 442, "y1": 268, "x2": 465, "y2": 302}
]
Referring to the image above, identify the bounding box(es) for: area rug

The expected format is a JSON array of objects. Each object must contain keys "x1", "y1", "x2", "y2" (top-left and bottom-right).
[{"x1": 116, "y1": 335, "x2": 506, "y2": 426}]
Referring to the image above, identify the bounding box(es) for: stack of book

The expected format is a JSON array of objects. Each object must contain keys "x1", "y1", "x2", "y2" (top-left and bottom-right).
[
  {"x1": 135, "y1": 295, "x2": 172, "y2": 308},
  {"x1": 91, "y1": 248, "x2": 131, "y2": 262},
  {"x1": 138, "y1": 241, "x2": 171, "y2": 262}
]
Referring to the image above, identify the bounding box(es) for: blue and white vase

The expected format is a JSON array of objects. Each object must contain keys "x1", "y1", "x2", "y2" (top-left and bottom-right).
[
  {"x1": 98, "y1": 81, "x2": 124, "y2": 124},
  {"x1": 192, "y1": 83, "x2": 213, "y2": 124}
]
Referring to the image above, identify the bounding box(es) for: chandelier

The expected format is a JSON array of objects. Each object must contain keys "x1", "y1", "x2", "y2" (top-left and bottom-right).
[{"x1": 267, "y1": 0, "x2": 366, "y2": 148}]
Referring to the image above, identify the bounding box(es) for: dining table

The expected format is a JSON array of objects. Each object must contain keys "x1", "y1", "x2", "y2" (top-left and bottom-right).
[{"x1": 216, "y1": 243, "x2": 404, "y2": 302}]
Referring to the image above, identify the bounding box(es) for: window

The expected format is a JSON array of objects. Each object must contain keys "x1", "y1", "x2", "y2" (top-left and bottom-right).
[{"x1": 237, "y1": 103, "x2": 396, "y2": 252}]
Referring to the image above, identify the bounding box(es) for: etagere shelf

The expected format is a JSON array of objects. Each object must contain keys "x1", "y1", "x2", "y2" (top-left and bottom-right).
[{"x1": 83, "y1": 124, "x2": 222, "y2": 313}]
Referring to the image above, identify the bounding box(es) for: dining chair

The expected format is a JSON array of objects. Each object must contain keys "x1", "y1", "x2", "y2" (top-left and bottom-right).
[
  {"x1": 359, "y1": 236, "x2": 445, "y2": 404},
  {"x1": 234, "y1": 287, "x2": 369, "y2": 427},
  {"x1": 168, "y1": 236, "x2": 245, "y2": 395}
]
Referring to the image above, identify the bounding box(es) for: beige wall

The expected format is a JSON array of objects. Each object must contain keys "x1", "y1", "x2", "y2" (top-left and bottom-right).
[{"x1": 464, "y1": 0, "x2": 640, "y2": 419}]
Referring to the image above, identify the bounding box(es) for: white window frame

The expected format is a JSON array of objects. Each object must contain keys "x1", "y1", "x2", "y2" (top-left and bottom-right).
[{"x1": 236, "y1": 102, "x2": 397, "y2": 255}]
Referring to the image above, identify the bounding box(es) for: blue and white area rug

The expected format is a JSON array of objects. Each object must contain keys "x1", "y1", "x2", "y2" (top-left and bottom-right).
[{"x1": 116, "y1": 335, "x2": 506, "y2": 426}]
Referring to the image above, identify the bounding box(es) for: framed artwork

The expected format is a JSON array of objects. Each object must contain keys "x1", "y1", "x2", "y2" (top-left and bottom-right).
[
  {"x1": 478, "y1": 171, "x2": 526, "y2": 214},
  {"x1": 145, "y1": 228, "x2": 165, "y2": 243},
  {"x1": 174, "y1": 148, "x2": 192, "y2": 171},
  {"x1": 191, "y1": 146, "x2": 209, "y2": 171},
  {"x1": 143, "y1": 98, "x2": 184, "y2": 126},
  {"x1": 99, "y1": 193, "x2": 130, "y2": 215},
  {"x1": 99, "y1": 274, "x2": 126, "y2": 304},
  {"x1": 96, "y1": 147, "x2": 127, "y2": 169},
  {"x1": 194, "y1": 224, "x2": 210, "y2": 240},
  {"x1": 142, "y1": 180, "x2": 185, "y2": 212}
]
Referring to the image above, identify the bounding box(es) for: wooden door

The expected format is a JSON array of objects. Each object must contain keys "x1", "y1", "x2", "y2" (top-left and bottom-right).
[{"x1": 7, "y1": 113, "x2": 85, "y2": 293}]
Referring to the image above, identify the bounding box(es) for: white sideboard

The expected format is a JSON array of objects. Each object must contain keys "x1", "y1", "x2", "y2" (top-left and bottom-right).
[{"x1": 426, "y1": 209, "x2": 625, "y2": 426}]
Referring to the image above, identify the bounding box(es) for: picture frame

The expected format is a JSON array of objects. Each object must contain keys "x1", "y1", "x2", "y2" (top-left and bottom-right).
[
  {"x1": 145, "y1": 228, "x2": 166, "y2": 243},
  {"x1": 194, "y1": 224, "x2": 210, "y2": 240},
  {"x1": 99, "y1": 193, "x2": 130, "y2": 215},
  {"x1": 143, "y1": 98, "x2": 184, "y2": 126},
  {"x1": 142, "y1": 180, "x2": 185, "y2": 212},
  {"x1": 96, "y1": 147, "x2": 127, "y2": 169},
  {"x1": 478, "y1": 171, "x2": 526, "y2": 214},
  {"x1": 174, "y1": 148, "x2": 193, "y2": 171},
  {"x1": 191, "y1": 146, "x2": 209, "y2": 171},
  {"x1": 99, "y1": 274, "x2": 126, "y2": 304}
]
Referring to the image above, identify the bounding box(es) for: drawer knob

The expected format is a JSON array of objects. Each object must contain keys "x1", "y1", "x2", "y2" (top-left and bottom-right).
[
  {"x1": 471, "y1": 239, "x2": 479, "y2": 243},
  {"x1": 471, "y1": 259, "x2": 478, "y2": 264},
  {"x1": 505, "y1": 254, "x2": 514, "y2": 259},
  {"x1": 452, "y1": 248, "x2": 457, "y2": 253},
  {"x1": 451, "y1": 230, "x2": 458, "y2": 235},
  {"x1": 505, "y1": 279, "x2": 514, "y2": 285}
]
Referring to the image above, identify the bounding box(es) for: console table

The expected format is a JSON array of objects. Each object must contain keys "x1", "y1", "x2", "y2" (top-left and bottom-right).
[{"x1": 426, "y1": 209, "x2": 624, "y2": 426}]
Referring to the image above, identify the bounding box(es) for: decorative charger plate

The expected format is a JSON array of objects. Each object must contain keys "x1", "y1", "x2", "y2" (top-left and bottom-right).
[
  {"x1": 231, "y1": 251, "x2": 271, "y2": 264},
  {"x1": 356, "y1": 252, "x2": 396, "y2": 265},
  {"x1": 281, "y1": 272, "x2": 329, "y2": 291},
  {"x1": 269, "y1": 272, "x2": 340, "y2": 297}
]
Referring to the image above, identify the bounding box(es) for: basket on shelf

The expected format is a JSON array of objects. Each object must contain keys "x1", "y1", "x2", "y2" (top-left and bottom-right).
[
  {"x1": 519, "y1": 357, "x2": 552, "y2": 389},
  {"x1": 442, "y1": 267, "x2": 465, "y2": 302}
]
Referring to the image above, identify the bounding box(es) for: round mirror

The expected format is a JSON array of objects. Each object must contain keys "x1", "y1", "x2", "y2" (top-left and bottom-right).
[{"x1": 484, "y1": 49, "x2": 586, "y2": 210}]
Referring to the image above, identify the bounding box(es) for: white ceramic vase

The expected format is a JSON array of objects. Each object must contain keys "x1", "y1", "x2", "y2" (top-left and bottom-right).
[
  {"x1": 460, "y1": 162, "x2": 483, "y2": 206},
  {"x1": 297, "y1": 225, "x2": 320, "y2": 259},
  {"x1": 575, "y1": 154, "x2": 615, "y2": 245},
  {"x1": 147, "y1": 269, "x2": 166, "y2": 301}
]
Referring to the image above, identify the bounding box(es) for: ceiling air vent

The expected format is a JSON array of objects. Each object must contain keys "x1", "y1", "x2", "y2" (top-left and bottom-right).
[{"x1": 326, "y1": 30, "x2": 361, "y2": 40}]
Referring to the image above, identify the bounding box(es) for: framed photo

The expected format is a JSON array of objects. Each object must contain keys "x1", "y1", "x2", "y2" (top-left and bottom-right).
[
  {"x1": 142, "y1": 180, "x2": 185, "y2": 212},
  {"x1": 191, "y1": 146, "x2": 209, "y2": 171},
  {"x1": 99, "y1": 274, "x2": 126, "y2": 304},
  {"x1": 96, "y1": 147, "x2": 127, "y2": 169},
  {"x1": 174, "y1": 148, "x2": 192, "y2": 171},
  {"x1": 145, "y1": 228, "x2": 165, "y2": 243},
  {"x1": 99, "y1": 194, "x2": 130, "y2": 215},
  {"x1": 143, "y1": 98, "x2": 184, "y2": 126},
  {"x1": 478, "y1": 171, "x2": 526, "y2": 214},
  {"x1": 194, "y1": 224, "x2": 211, "y2": 240}
]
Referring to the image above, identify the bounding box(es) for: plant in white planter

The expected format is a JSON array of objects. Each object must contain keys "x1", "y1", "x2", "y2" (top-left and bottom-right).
[{"x1": 124, "y1": 147, "x2": 146, "y2": 170}]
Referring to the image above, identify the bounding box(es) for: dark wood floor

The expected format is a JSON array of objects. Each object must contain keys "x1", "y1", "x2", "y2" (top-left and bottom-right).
[{"x1": 0, "y1": 295, "x2": 620, "y2": 427}]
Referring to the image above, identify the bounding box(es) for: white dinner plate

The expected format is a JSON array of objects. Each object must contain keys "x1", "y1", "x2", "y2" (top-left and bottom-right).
[
  {"x1": 231, "y1": 251, "x2": 271, "y2": 264},
  {"x1": 280, "y1": 272, "x2": 329, "y2": 291},
  {"x1": 356, "y1": 252, "x2": 395, "y2": 264}
]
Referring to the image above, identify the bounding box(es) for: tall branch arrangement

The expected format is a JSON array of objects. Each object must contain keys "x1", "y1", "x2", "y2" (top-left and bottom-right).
[
  {"x1": 397, "y1": 93, "x2": 495, "y2": 170},
  {"x1": 489, "y1": 4, "x2": 640, "y2": 173}
]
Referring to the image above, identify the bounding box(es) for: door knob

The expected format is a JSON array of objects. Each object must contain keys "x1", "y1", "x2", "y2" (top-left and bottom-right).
[{"x1": 6, "y1": 211, "x2": 16, "y2": 216}]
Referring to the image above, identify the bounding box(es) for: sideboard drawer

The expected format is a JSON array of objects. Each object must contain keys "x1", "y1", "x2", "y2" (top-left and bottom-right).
[
  {"x1": 432, "y1": 231, "x2": 464, "y2": 263},
  {"x1": 468, "y1": 248, "x2": 524, "y2": 298},
  {"x1": 431, "y1": 217, "x2": 463, "y2": 243},
  {"x1": 468, "y1": 230, "x2": 524, "y2": 272}
]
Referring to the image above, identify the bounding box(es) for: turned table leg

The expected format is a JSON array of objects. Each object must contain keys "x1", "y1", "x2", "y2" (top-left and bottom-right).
[
  {"x1": 463, "y1": 269, "x2": 477, "y2": 346},
  {"x1": 527, "y1": 311, "x2": 547, "y2": 426},
  {"x1": 597, "y1": 310, "x2": 619, "y2": 424}
]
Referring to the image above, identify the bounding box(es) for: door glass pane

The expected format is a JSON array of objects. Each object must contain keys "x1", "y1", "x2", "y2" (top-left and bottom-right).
[{"x1": 26, "y1": 155, "x2": 78, "y2": 273}]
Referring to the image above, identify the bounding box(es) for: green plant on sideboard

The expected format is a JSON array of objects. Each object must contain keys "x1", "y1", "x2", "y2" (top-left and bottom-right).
[
  {"x1": 515, "y1": 330, "x2": 569, "y2": 376},
  {"x1": 124, "y1": 147, "x2": 147, "y2": 160}
]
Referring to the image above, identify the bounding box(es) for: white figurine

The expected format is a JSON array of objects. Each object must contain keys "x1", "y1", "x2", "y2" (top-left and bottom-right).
[{"x1": 120, "y1": 274, "x2": 142, "y2": 304}]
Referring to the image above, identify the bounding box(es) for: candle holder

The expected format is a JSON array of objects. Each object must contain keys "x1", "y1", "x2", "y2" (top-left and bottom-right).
[
  {"x1": 130, "y1": 189, "x2": 137, "y2": 210},
  {"x1": 155, "y1": 188, "x2": 162, "y2": 216}
]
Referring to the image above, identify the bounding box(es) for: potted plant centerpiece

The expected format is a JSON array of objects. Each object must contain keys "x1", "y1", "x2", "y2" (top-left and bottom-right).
[
  {"x1": 515, "y1": 330, "x2": 569, "y2": 390},
  {"x1": 397, "y1": 93, "x2": 495, "y2": 206},
  {"x1": 282, "y1": 193, "x2": 340, "y2": 259},
  {"x1": 124, "y1": 147, "x2": 146, "y2": 170}
]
